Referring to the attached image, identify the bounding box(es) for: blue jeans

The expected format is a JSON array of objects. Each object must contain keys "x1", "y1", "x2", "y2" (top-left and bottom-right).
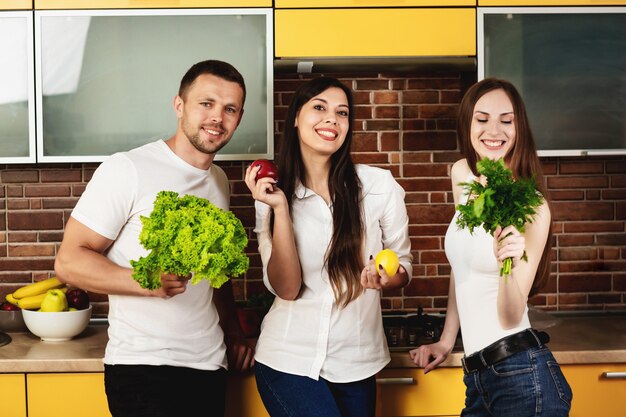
[
  {"x1": 254, "y1": 361, "x2": 377, "y2": 417},
  {"x1": 461, "y1": 347, "x2": 572, "y2": 417}
]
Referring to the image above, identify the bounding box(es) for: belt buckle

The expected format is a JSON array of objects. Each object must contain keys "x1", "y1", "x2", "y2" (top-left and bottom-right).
[{"x1": 461, "y1": 357, "x2": 469, "y2": 374}]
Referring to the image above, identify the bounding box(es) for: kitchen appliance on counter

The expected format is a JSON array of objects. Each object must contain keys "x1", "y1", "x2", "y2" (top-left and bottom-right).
[
  {"x1": 0, "y1": 331, "x2": 11, "y2": 347},
  {"x1": 383, "y1": 307, "x2": 463, "y2": 352}
]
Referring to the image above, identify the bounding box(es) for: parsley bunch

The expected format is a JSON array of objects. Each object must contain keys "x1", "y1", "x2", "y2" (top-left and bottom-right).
[
  {"x1": 131, "y1": 191, "x2": 249, "y2": 290},
  {"x1": 456, "y1": 158, "x2": 543, "y2": 279}
]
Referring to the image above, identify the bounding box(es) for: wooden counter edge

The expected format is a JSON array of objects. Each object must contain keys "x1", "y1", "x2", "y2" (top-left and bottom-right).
[{"x1": 387, "y1": 349, "x2": 626, "y2": 369}]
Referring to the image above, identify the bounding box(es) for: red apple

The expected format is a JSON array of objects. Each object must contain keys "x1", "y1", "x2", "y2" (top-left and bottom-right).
[
  {"x1": 251, "y1": 159, "x2": 279, "y2": 182},
  {"x1": 66, "y1": 288, "x2": 90, "y2": 310},
  {"x1": 0, "y1": 301, "x2": 20, "y2": 311}
]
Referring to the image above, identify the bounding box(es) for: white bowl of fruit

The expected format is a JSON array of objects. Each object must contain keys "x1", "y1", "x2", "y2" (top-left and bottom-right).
[
  {"x1": 9, "y1": 278, "x2": 92, "y2": 342},
  {"x1": 23, "y1": 304, "x2": 92, "y2": 342}
]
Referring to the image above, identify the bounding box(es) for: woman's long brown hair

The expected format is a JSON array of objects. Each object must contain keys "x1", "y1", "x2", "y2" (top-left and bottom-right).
[
  {"x1": 456, "y1": 78, "x2": 552, "y2": 296},
  {"x1": 276, "y1": 77, "x2": 364, "y2": 307}
]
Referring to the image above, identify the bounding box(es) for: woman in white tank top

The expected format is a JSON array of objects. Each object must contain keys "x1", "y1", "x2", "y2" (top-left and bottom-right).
[{"x1": 409, "y1": 78, "x2": 572, "y2": 417}]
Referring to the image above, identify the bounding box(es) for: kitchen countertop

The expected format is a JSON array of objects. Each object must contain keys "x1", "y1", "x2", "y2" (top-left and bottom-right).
[
  {"x1": 0, "y1": 323, "x2": 108, "y2": 373},
  {"x1": 388, "y1": 313, "x2": 626, "y2": 368},
  {"x1": 1, "y1": 314, "x2": 625, "y2": 373}
]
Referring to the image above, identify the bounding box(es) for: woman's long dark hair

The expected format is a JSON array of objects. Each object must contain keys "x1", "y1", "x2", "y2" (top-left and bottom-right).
[
  {"x1": 277, "y1": 77, "x2": 364, "y2": 307},
  {"x1": 456, "y1": 78, "x2": 552, "y2": 296}
]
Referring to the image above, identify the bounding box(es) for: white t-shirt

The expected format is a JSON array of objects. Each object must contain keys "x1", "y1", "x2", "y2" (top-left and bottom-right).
[
  {"x1": 71, "y1": 140, "x2": 230, "y2": 370},
  {"x1": 253, "y1": 164, "x2": 413, "y2": 382},
  {"x1": 445, "y1": 173, "x2": 530, "y2": 356}
]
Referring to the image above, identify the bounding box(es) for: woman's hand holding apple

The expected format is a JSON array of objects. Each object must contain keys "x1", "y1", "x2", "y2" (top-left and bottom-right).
[{"x1": 245, "y1": 160, "x2": 286, "y2": 210}]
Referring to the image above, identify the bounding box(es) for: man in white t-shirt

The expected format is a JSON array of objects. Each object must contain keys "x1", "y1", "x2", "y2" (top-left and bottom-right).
[{"x1": 54, "y1": 60, "x2": 254, "y2": 417}]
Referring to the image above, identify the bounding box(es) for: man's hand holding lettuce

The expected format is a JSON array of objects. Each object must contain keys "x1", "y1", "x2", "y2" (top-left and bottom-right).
[{"x1": 131, "y1": 191, "x2": 249, "y2": 290}]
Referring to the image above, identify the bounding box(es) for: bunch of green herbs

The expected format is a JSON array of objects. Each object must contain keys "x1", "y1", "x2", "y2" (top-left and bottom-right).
[
  {"x1": 456, "y1": 158, "x2": 543, "y2": 279},
  {"x1": 131, "y1": 191, "x2": 249, "y2": 290}
]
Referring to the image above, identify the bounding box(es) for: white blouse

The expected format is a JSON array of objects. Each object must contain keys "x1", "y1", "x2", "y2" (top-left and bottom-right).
[{"x1": 253, "y1": 164, "x2": 413, "y2": 382}]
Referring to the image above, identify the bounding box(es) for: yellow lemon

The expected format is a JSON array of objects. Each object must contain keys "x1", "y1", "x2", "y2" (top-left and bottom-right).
[{"x1": 375, "y1": 249, "x2": 399, "y2": 276}]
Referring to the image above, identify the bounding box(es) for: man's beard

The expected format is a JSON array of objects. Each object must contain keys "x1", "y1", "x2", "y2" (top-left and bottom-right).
[{"x1": 183, "y1": 122, "x2": 229, "y2": 155}]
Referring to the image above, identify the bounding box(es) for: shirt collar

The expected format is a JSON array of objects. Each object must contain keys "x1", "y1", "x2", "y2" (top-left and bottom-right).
[{"x1": 294, "y1": 180, "x2": 317, "y2": 200}]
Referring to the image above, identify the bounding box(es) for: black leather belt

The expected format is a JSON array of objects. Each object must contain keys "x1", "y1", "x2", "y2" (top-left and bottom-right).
[{"x1": 461, "y1": 329, "x2": 550, "y2": 374}]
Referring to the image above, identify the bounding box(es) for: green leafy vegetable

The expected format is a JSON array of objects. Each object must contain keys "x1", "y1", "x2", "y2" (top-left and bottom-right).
[
  {"x1": 131, "y1": 191, "x2": 249, "y2": 289},
  {"x1": 456, "y1": 158, "x2": 543, "y2": 279}
]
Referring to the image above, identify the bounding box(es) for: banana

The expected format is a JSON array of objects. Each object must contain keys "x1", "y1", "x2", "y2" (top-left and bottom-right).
[
  {"x1": 5, "y1": 293, "x2": 19, "y2": 306},
  {"x1": 12, "y1": 277, "x2": 65, "y2": 299},
  {"x1": 16, "y1": 286, "x2": 67, "y2": 310}
]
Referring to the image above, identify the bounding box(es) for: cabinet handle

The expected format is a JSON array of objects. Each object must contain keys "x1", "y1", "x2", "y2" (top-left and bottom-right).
[
  {"x1": 602, "y1": 372, "x2": 626, "y2": 379},
  {"x1": 376, "y1": 377, "x2": 415, "y2": 385}
]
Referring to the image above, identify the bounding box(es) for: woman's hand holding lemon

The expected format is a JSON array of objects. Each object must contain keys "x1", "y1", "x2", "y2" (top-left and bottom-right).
[
  {"x1": 375, "y1": 249, "x2": 399, "y2": 276},
  {"x1": 361, "y1": 249, "x2": 403, "y2": 289}
]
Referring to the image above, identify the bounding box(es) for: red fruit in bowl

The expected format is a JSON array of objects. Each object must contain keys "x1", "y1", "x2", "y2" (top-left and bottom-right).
[
  {"x1": 251, "y1": 159, "x2": 279, "y2": 182},
  {"x1": 0, "y1": 301, "x2": 20, "y2": 311},
  {"x1": 66, "y1": 288, "x2": 90, "y2": 310}
]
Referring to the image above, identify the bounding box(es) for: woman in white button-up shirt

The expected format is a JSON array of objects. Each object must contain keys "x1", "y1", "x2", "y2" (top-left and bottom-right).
[{"x1": 244, "y1": 77, "x2": 413, "y2": 417}]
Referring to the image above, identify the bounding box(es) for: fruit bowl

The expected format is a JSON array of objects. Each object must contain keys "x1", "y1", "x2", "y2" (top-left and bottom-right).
[
  {"x1": 22, "y1": 305, "x2": 92, "y2": 342},
  {"x1": 0, "y1": 309, "x2": 28, "y2": 333}
]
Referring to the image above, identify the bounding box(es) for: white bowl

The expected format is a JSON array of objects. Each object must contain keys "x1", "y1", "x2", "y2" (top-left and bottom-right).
[{"x1": 22, "y1": 305, "x2": 92, "y2": 342}]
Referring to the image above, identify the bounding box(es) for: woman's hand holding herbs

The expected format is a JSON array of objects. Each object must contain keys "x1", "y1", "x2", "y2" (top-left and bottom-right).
[
  {"x1": 456, "y1": 158, "x2": 543, "y2": 281},
  {"x1": 493, "y1": 225, "x2": 526, "y2": 279}
]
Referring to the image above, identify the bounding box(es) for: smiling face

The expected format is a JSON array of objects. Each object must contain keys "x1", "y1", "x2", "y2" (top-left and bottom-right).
[
  {"x1": 294, "y1": 86, "x2": 350, "y2": 158},
  {"x1": 175, "y1": 73, "x2": 244, "y2": 155},
  {"x1": 470, "y1": 88, "x2": 516, "y2": 161}
]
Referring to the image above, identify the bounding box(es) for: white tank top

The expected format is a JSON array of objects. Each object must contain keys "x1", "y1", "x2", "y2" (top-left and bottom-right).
[{"x1": 445, "y1": 174, "x2": 530, "y2": 355}]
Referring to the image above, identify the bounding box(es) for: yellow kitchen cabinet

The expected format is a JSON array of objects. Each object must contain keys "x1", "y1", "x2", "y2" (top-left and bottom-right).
[
  {"x1": 34, "y1": 0, "x2": 271, "y2": 9},
  {"x1": 23, "y1": 371, "x2": 269, "y2": 417},
  {"x1": 562, "y1": 363, "x2": 626, "y2": 417},
  {"x1": 0, "y1": 374, "x2": 27, "y2": 417},
  {"x1": 0, "y1": 1, "x2": 31, "y2": 9},
  {"x1": 226, "y1": 372, "x2": 269, "y2": 417},
  {"x1": 229, "y1": 367, "x2": 466, "y2": 417},
  {"x1": 27, "y1": 373, "x2": 111, "y2": 417},
  {"x1": 275, "y1": 8, "x2": 475, "y2": 58},
  {"x1": 375, "y1": 367, "x2": 465, "y2": 417},
  {"x1": 276, "y1": 1, "x2": 474, "y2": 6},
  {"x1": 375, "y1": 363, "x2": 626, "y2": 417},
  {"x1": 479, "y1": 0, "x2": 626, "y2": 5}
]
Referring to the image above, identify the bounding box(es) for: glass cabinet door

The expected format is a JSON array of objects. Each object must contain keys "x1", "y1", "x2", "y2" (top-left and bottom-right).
[
  {"x1": 478, "y1": 7, "x2": 626, "y2": 156},
  {"x1": 34, "y1": 8, "x2": 273, "y2": 163},
  {"x1": 0, "y1": 11, "x2": 35, "y2": 163}
]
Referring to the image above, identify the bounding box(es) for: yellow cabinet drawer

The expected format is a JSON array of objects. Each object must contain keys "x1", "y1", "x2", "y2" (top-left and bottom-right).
[
  {"x1": 225, "y1": 372, "x2": 269, "y2": 417},
  {"x1": 479, "y1": 0, "x2": 626, "y2": 5},
  {"x1": 0, "y1": 374, "x2": 27, "y2": 417},
  {"x1": 562, "y1": 364, "x2": 626, "y2": 417},
  {"x1": 275, "y1": 8, "x2": 475, "y2": 57},
  {"x1": 376, "y1": 367, "x2": 465, "y2": 417},
  {"x1": 27, "y1": 373, "x2": 111, "y2": 417},
  {"x1": 276, "y1": 1, "x2": 474, "y2": 7},
  {"x1": 0, "y1": 1, "x2": 31, "y2": 9},
  {"x1": 34, "y1": 0, "x2": 271, "y2": 9}
]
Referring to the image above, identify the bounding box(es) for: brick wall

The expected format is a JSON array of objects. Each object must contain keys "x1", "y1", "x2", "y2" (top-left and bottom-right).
[{"x1": 1, "y1": 70, "x2": 625, "y2": 317}]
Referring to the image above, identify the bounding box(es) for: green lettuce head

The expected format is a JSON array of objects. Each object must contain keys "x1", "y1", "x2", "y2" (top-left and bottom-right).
[{"x1": 131, "y1": 191, "x2": 249, "y2": 289}]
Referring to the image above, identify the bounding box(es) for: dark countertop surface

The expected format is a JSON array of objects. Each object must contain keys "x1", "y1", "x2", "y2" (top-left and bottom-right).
[{"x1": 387, "y1": 312, "x2": 626, "y2": 368}]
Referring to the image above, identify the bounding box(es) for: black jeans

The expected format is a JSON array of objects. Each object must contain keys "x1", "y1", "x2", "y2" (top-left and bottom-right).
[{"x1": 104, "y1": 364, "x2": 227, "y2": 417}]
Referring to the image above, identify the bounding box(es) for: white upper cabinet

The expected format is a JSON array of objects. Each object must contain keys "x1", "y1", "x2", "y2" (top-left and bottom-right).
[
  {"x1": 0, "y1": 11, "x2": 35, "y2": 163},
  {"x1": 33, "y1": 8, "x2": 273, "y2": 163}
]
